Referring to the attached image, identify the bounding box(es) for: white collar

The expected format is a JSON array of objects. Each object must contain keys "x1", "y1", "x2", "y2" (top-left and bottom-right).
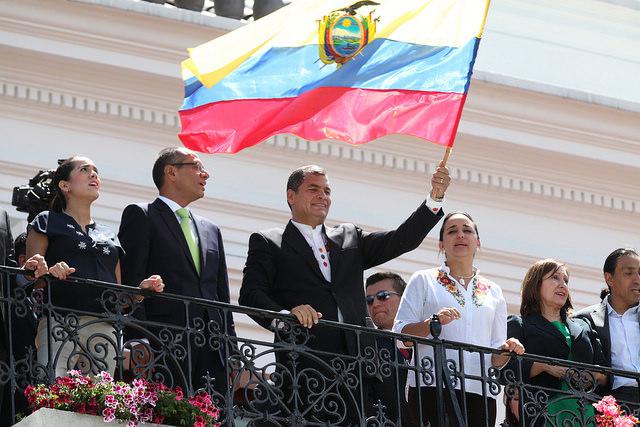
[
  {"x1": 605, "y1": 295, "x2": 640, "y2": 317},
  {"x1": 158, "y1": 196, "x2": 186, "y2": 214},
  {"x1": 438, "y1": 263, "x2": 480, "y2": 278},
  {"x1": 291, "y1": 220, "x2": 324, "y2": 238}
]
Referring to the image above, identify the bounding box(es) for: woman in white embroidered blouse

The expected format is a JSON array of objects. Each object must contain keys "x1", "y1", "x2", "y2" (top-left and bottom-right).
[{"x1": 392, "y1": 212, "x2": 524, "y2": 427}]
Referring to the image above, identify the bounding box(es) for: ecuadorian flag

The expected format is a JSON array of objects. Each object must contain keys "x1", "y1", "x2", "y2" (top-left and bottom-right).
[{"x1": 179, "y1": 0, "x2": 490, "y2": 154}]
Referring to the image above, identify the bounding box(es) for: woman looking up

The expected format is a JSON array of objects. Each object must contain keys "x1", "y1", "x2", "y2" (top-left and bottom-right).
[{"x1": 26, "y1": 156, "x2": 164, "y2": 378}]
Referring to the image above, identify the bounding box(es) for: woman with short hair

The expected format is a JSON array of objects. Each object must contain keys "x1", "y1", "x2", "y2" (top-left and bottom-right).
[{"x1": 506, "y1": 259, "x2": 607, "y2": 426}]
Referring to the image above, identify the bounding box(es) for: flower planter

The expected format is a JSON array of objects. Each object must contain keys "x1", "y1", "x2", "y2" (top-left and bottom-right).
[{"x1": 15, "y1": 407, "x2": 170, "y2": 426}]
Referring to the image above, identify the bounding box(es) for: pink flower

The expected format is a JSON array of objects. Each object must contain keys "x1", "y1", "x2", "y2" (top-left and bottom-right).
[
  {"x1": 594, "y1": 395, "x2": 621, "y2": 418},
  {"x1": 126, "y1": 421, "x2": 138, "y2": 427},
  {"x1": 98, "y1": 371, "x2": 113, "y2": 383},
  {"x1": 75, "y1": 376, "x2": 90, "y2": 386},
  {"x1": 175, "y1": 386, "x2": 184, "y2": 401},
  {"x1": 104, "y1": 394, "x2": 118, "y2": 408},
  {"x1": 194, "y1": 415, "x2": 206, "y2": 427},
  {"x1": 476, "y1": 283, "x2": 488, "y2": 292},
  {"x1": 132, "y1": 378, "x2": 146, "y2": 389},
  {"x1": 102, "y1": 407, "x2": 116, "y2": 423},
  {"x1": 614, "y1": 416, "x2": 639, "y2": 427},
  {"x1": 594, "y1": 396, "x2": 639, "y2": 427}
]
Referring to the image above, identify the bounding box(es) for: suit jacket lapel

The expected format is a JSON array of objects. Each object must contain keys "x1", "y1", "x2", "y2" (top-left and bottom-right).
[
  {"x1": 283, "y1": 221, "x2": 326, "y2": 282},
  {"x1": 593, "y1": 301, "x2": 611, "y2": 358},
  {"x1": 325, "y1": 226, "x2": 343, "y2": 282},
  {"x1": 152, "y1": 199, "x2": 198, "y2": 275},
  {"x1": 566, "y1": 317, "x2": 585, "y2": 347},
  {"x1": 528, "y1": 314, "x2": 571, "y2": 349}
]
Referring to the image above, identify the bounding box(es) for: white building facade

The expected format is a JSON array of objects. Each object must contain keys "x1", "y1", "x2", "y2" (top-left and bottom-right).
[{"x1": 1, "y1": 0, "x2": 639, "y2": 346}]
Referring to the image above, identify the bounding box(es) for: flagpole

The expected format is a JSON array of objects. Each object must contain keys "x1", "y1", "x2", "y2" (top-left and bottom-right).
[{"x1": 441, "y1": 146, "x2": 453, "y2": 167}]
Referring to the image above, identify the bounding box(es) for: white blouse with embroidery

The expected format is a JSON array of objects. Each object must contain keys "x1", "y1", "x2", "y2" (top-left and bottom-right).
[{"x1": 392, "y1": 264, "x2": 507, "y2": 395}]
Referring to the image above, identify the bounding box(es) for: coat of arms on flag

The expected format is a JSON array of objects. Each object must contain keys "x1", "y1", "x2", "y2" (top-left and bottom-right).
[{"x1": 318, "y1": 1, "x2": 378, "y2": 66}]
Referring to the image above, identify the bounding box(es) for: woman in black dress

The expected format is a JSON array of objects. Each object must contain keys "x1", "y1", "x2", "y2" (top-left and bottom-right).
[{"x1": 27, "y1": 156, "x2": 164, "y2": 378}]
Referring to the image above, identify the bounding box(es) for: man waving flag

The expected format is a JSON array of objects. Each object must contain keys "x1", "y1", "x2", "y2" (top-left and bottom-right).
[{"x1": 179, "y1": 0, "x2": 491, "y2": 154}]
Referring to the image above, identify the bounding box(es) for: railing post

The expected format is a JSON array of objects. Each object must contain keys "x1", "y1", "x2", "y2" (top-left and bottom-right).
[{"x1": 430, "y1": 314, "x2": 446, "y2": 427}]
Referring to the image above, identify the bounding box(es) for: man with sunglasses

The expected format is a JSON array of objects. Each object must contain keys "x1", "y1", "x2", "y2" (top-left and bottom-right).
[
  {"x1": 366, "y1": 272, "x2": 405, "y2": 331},
  {"x1": 365, "y1": 272, "x2": 411, "y2": 425},
  {"x1": 118, "y1": 147, "x2": 236, "y2": 394}
]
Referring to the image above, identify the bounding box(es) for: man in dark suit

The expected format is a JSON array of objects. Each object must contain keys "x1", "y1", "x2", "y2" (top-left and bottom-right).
[
  {"x1": 574, "y1": 248, "x2": 640, "y2": 406},
  {"x1": 239, "y1": 163, "x2": 450, "y2": 424},
  {"x1": 118, "y1": 147, "x2": 235, "y2": 393},
  {"x1": 364, "y1": 272, "x2": 411, "y2": 426}
]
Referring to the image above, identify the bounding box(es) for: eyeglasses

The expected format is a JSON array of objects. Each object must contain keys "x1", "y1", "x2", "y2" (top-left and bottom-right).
[
  {"x1": 169, "y1": 162, "x2": 208, "y2": 173},
  {"x1": 366, "y1": 290, "x2": 401, "y2": 305}
]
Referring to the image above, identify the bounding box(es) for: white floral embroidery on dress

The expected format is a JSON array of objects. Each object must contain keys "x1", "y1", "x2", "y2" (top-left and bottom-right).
[
  {"x1": 78, "y1": 241, "x2": 87, "y2": 250},
  {"x1": 102, "y1": 247, "x2": 110, "y2": 255},
  {"x1": 66, "y1": 224, "x2": 75, "y2": 229},
  {"x1": 76, "y1": 231, "x2": 83, "y2": 236}
]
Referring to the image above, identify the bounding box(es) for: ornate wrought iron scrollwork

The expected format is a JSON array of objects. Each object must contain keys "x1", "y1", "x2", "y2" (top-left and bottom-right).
[{"x1": 2, "y1": 266, "x2": 639, "y2": 426}]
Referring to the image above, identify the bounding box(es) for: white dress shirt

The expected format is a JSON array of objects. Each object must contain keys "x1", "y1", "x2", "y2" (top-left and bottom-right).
[
  {"x1": 606, "y1": 297, "x2": 640, "y2": 389},
  {"x1": 158, "y1": 196, "x2": 199, "y2": 248},
  {"x1": 290, "y1": 220, "x2": 331, "y2": 282},
  {"x1": 290, "y1": 220, "x2": 343, "y2": 322},
  {"x1": 392, "y1": 264, "x2": 507, "y2": 396}
]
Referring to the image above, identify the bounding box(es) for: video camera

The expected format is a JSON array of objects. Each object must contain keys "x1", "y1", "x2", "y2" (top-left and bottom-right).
[{"x1": 12, "y1": 160, "x2": 65, "y2": 222}]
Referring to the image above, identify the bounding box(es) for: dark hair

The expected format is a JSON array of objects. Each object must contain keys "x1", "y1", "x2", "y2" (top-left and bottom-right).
[
  {"x1": 152, "y1": 147, "x2": 190, "y2": 190},
  {"x1": 438, "y1": 211, "x2": 480, "y2": 242},
  {"x1": 520, "y1": 259, "x2": 573, "y2": 318},
  {"x1": 603, "y1": 248, "x2": 639, "y2": 276},
  {"x1": 602, "y1": 248, "x2": 639, "y2": 299},
  {"x1": 286, "y1": 165, "x2": 327, "y2": 209},
  {"x1": 365, "y1": 272, "x2": 407, "y2": 295},
  {"x1": 50, "y1": 157, "x2": 80, "y2": 212},
  {"x1": 286, "y1": 165, "x2": 326, "y2": 193},
  {"x1": 502, "y1": 385, "x2": 520, "y2": 427},
  {"x1": 14, "y1": 232, "x2": 27, "y2": 259},
  {"x1": 599, "y1": 288, "x2": 610, "y2": 300}
]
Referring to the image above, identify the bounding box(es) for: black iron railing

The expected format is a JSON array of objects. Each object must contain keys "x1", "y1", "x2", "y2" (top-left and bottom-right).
[{"x1": 1, "y1": 265, "x2": 638, "y2": 426}]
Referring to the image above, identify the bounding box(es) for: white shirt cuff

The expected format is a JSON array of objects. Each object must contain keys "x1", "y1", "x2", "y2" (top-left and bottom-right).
[{"x1": 425, "y1": 195, "x2": 444, "y2": 213}]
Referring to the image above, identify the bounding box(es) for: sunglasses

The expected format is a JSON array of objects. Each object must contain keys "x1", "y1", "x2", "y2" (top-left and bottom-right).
[{"x1": 366, "y1": 290, "x2": 401, "y2": 305}]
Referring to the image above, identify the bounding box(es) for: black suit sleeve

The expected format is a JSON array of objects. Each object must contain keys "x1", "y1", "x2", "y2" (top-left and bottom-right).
[
  {"x1": 239, "y1": 232, "x2": 283, "y2": 329},
  {"x1": 504, "y1": 315, "x2": 534, "y2": 383},
  {"x1": 576, "y1": 317, "x2": 607, "y2": 368},
  {"x1": 216, "y1": 229, "x2": 236, "y2": 338},
  {"x1": 2, "y1": 210, "x2": 14, "y2": 267},
  {"x1": 118, "y1": 204, "x2": 150, "y2": 288},
  {"x1": 360, "y1": 202, "x2": 442, "y2": 269}
]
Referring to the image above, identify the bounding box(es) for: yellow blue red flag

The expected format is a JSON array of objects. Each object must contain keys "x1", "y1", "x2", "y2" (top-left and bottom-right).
[{"x1": 179, "y1": 0, "x2": 491, "y2": 154}]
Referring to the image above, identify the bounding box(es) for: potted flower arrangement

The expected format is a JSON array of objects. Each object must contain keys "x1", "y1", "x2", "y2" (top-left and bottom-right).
[
  {"x1": 593, "y1": 395, "x2": 639, "y2": 427},
  {"x1": 24, "y1": 370, "x2": 220, "y2": 427}
]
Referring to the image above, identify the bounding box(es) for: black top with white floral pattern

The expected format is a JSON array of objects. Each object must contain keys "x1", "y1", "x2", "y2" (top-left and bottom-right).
[{"x1": 29, "y1": 210, "x2": 123, "y2": 313}]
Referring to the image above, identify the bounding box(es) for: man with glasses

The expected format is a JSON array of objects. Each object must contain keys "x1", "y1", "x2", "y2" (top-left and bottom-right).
[
  {"x1": 118, "y1": 147, "x2": 236, "y2": 394},
  {"x1": 365, "y1": 272, "x2": 411, "y2": 425}
]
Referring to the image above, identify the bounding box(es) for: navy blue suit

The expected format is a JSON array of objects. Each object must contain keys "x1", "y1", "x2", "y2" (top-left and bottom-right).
[{"x1": 118, "y1": 198, "x2": 235, "y2": 390}]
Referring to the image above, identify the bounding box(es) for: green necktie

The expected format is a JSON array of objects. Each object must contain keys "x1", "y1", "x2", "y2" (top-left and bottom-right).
[{"x1": 176, "y1": 208, "x2": 201, "y2": 275}]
